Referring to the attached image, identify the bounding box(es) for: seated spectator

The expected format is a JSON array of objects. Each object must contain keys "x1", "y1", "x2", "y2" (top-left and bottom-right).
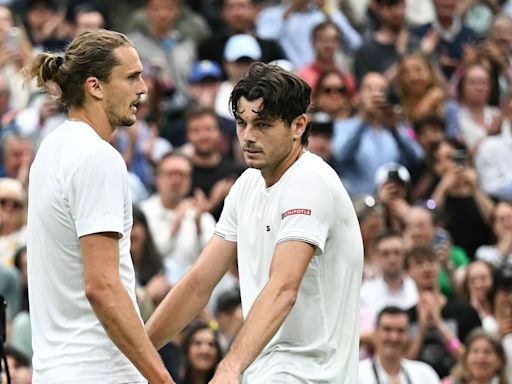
[
  {"x1": 461, "y1": 260, "x2": 497, "y2": 333},
  {"x1": 410, "y1": 115, "x2": 447, "y2": 201},
  {"x1": 130, "y1": 205, "x2": 171, "y2": 321},
  {"x1": 474, "y1": 101, "x2": 512, "y2": 201},
  {"x1": 423, "y1": 138, "x2": 494, "y2": 258},
  {"x1": 0, "y1": 346, "x2": 32, "y2": 384},
  {"x1": 307, "y1": 115, "x2": 335, "y2": 166},
  {"x1": 1, "y1": 132, "x2": 34, "y2": 189},
  {"x1": 375, "y1": 162, "x2": 412, "y2": 232},
  {"x1": 403, "y1": 205, "x2": 469, "y2": 298},
  {"x1": 214, "y1": 33, "x2": 261, "y2": 122},
  {"x1": 476, "y1": 201, "x2": 512, "y2": 268},
  {"x1": 255, "y1": 0, "x2": 361, "y2": 69},
  {"x1": 395, "y1": 52, "x2": 457, "y2": 130},
  {"x1": 358, "y1": 306, "x2": 440, "y2": 384},
  {"x1": 410, "y1": 0, "x2": 476, "y2": 79},
  {"x1": 139, "y1": 152, "x2": 216, "y2": 283},
  {"x1": 297, "y1": 20, "x2": 353, "y2": 89},
  {"x1": 311, "y1": 69, "x2": 355, "y2": 122},
  {"x1": 331, "y1": 72, "x2": 422, "y2": 197},
  {"x1": 405, "y1": 246, "x2": 481, "y2": 378},
  {"x1": 188, "y1": 60, "x2": 224, "y2": 110},
  {"x1": 456, "y1": 62, "x2": 502, "y2": 154},
  {"x1": 198, "y1": 0, "x2": 285, "y2": 73},
  {"x1": 213, "y1": 288, "x2": 243, "y2": 355},
  {"x1": 359, "y1": 231, "x2": 418, "y2": 355},
  {"x1": 442, "y1": 329, "x2": 507, "y2": 384},
  {"x1": 180, "y1": 323, "x2": 222, "y2": 384},
  {"x1": 353, "y1": 195, "x2": 386, "y2": 281},
  {"x1": 0, "y1": 178, "x2": 27, "y2": 267}
]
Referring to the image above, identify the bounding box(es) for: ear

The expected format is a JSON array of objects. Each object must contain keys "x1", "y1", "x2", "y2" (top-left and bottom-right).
[
  {"x1": 292, "y1": 114, "x2": 308, "y2": 141},
  {"x1": 84, "y1": 76, "x2": 103, "y2": 100}
]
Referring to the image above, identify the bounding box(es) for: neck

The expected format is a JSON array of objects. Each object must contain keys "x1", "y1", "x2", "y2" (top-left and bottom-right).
[
  {"x1": 160, "y1": 195, "x2": 180, "y2": 210},
  {"x1": 68, "y1": 107, "x2": 114, "y2": 141},
  {"x1": 191, "y1": 152, "x2": 221, "y2": 168},
  {"x1": 316, "y1": 56, "x2": 336, "y2": 67},
  {"x1": 383, "y1": 274, "x2": 403, "y2": 291},
  {"x1": 189, "y1": 370, "x2": 208, "y2": 384},
  {"x1": 378, "y1": 355, "x2": 401, "y2": 376},
  {"x1": 150, "y1": 26, "x2": 171, "y2": 39},
  {"x1": 437, "y1": 16, "x2": 454, "y2": 30},
  {"x1": 375, "y1": 28, "x2": 400, "y2": 44},
  {"x1": 262, "y1": 145, "x2": 304, "y2": 187}
]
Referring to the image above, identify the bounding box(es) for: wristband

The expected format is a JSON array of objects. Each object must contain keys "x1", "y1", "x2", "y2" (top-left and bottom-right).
[{"x1": 446, "y1": 337, "x2": 462, "y2": 354}]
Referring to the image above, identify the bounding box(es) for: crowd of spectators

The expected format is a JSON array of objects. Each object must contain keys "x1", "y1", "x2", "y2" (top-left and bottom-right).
[{"x1": 1, "y1": 0, "x2": 512, "y2": 382}]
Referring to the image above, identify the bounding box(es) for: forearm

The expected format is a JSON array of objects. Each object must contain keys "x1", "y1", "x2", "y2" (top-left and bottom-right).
[
  {"x1": 218, "y1": 281, "x2": 297, "y2": 375},
  {"x1": 473, "y1": 187, "x2": 494, "y2": 224},
  {"x1": 146, "y1": 272, "x2": 212, "y2": 350},
  {"x1": 88, "y1": 282, "x2": 172, "y2": 384},
  {"x1": 406, "y1": 324, "x2": 427, "y2": 359}
]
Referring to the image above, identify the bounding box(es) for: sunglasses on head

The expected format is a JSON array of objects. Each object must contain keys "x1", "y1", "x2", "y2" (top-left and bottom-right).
[
  {"x1": 320, "y1": 86, "x2": 347, "y2": 95},
  {"x1": 0, "y1": 198, "x2": 23, "y2": 210}
]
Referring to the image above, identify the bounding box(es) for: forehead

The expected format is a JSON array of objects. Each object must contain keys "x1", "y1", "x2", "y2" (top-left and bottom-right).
[
  {"x1": 160, "y1": 156, "x2": 191, "y2": 171},
  {"x1": 379, "y1": 313, "x2": 408, "y2": 327},
  {"x1": 236, "y1": 97, "x2": 265, "y2": 119},
  {"x1": 377, "y1": 236, "x2": 403, "y2": 248},
  {"x1": 111, "y1": 46, "x2": 143, "y2": 75}
]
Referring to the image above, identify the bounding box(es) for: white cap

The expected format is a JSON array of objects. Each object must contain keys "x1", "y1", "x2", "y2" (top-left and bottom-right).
[{"x1": 224, "y1": 34, "x2": 262, "y2": 62}]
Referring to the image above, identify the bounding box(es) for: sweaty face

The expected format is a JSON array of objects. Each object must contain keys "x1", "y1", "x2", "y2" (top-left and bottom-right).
[
  {"x1": 103, "y1": 46, "x2": 147, "y2": 128},
  {"x1": 235, "y1": 97, "x2": 301, "y2": 182}
]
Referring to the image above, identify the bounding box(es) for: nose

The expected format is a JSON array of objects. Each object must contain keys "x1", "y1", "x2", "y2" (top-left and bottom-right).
[
  {"x1": 138, "y1": 78, "x2": 148, "y2": 95},
  {"x1": 240, "y1": 124, "x2": 257, "y2": 143}
]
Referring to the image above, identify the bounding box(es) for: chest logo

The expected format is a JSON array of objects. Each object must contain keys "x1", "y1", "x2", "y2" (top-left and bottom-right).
[
  {"x1": 266, "y1": 225, "x2": 271, "y2": 232},
  {"x1": 281, "y1": 208, "x2": 311, "y2": 220}
]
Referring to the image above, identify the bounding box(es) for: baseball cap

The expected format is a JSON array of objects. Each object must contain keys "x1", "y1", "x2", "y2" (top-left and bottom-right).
[
  {"x1": 224, "y1": 34, "x2": 262, "y2": 62},
  {"x1": 189, "y1": 60, "x2": 223, "y2": 83},
  {"x1": 374, "y1": 163, "x2": 411, "y2": 187}
]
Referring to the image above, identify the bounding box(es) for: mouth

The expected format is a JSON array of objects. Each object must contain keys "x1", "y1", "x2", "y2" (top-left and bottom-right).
[{"x1": 130, "y1": 100, "x2": 140, "y2": 113}]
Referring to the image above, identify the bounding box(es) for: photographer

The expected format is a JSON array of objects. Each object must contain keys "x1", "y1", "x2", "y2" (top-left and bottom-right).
[
  {"x1": 331, "y1": 72, "x2": 422, "y2": 198},
  {"x1": 430, "y1": 138, "x2": 494, "y2": 259}
]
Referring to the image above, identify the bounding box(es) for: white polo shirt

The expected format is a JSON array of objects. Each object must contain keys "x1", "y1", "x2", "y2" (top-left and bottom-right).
[
  {"x1": 215, "y1": 151, "x2": 364, "y2": 383},
  {"x1": 27, "y1": 121, "x2": 145, "y2": 383}
]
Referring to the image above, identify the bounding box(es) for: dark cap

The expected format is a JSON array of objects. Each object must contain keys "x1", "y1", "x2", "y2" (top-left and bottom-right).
[{"x1": 215, "y1": 288, "x2": 241, "y2": 314}]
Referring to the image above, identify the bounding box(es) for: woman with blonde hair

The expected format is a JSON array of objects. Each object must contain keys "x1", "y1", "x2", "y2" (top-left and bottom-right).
[{"x1": 443, "y1": 329, "x2": 508, "y2": 384}]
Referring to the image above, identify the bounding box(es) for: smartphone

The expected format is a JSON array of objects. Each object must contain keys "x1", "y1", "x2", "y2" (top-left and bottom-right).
[
  {"x1": 452, "y1": 149, "x2": 466, "y2": 167},
  {"x1": 5, "y1": 27, "x2": 21, "y2": 50},
  {"x1": 433, "y1": 228, "x2": 451, "y2": 249}
]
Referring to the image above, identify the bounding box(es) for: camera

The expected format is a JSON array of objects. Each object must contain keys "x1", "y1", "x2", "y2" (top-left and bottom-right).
[
  {"x1": 452, "y1": 149, "x2": 467, "y2": 167},
  {"x1": 387, "y1": 169, "x2": 402, "y2": 184}
]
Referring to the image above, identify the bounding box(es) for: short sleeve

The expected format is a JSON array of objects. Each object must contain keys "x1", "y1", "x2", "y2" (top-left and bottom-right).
[
  {"x1": 214, "y1": 174, "x2": 241, "y2": 242},
  {"x1": 68, "y1": 146, "x2": 128, "y2": 238},
  {"x1": 276, "y1": 169, "x2": 333, "y2": 253}
]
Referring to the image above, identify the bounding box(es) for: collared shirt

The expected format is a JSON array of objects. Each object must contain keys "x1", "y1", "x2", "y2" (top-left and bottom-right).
[{"x1": 358, "y1": 357, "x2": 440, "y2": 384}]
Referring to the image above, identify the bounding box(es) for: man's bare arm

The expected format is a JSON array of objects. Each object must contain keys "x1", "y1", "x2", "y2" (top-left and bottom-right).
[
  {"x1": 146, "y1": 235, "x2": 237, "y2": 350},
  {"x1": 81, "y1": 232, "x2": 173, "y2": 384},
  {"x1": 210, "y1": 240, "x2": 316, "y2": 383}
]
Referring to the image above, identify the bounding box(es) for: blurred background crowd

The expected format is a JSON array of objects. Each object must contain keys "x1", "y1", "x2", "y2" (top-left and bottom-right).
[{"x1": 1, "y1": 0, "x2": 512, "y2": 382}]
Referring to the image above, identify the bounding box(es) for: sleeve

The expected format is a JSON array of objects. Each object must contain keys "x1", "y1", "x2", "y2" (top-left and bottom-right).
[
  {"x1": 68, "y1": 146, "x2": 127, "y2": 238},
  {"x1": 276, "y1": 169, "x2": 333, "y2": 253},
  {"x1": 330, "y1": 9, "x2": 362, "y2": 53},
  {"x1": 331, "y1": 118, "x2": 366, "y2": 164},
  {"x1": 214, "y1": 173, "x2": 242, "y2": 242},
  {"x1": 475, "y1": 245, "x2": 503, "y2": 268}
]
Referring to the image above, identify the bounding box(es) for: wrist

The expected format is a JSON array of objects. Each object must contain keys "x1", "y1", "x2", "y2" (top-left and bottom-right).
[{"x1": 446, "y1": 336, "x2": 462, "y2": 354}]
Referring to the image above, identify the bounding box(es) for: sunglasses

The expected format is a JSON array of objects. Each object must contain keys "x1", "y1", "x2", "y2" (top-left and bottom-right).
[
  {"x1": 320, "y1": 86, "x2": 348, "y2": 95},
  {"x1": 0, "y1": 198, "x2": 23, "y2": 210}
]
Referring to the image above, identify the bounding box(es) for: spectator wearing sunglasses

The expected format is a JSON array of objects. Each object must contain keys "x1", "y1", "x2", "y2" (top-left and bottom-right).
[
  {"x1": 0, "y1": 177, "x2": 26, "y2": 267},
  {"x1": 311, "y1": 69, "x2": 355, "y2": 123}
]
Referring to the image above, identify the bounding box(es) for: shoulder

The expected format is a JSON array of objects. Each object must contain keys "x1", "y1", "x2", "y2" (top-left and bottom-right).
[{"x1": 402, "y1": 359, "x2": 440, "y2": 381}]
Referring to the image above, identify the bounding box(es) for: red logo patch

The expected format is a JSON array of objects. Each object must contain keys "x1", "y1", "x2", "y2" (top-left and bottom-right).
[{"x1": 281, "y1": 208, "x2": 311, "y2": 219}]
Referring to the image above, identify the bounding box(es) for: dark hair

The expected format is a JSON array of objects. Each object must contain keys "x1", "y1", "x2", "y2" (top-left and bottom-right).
[
  {"x1": 373, "y1": 230, "x2": 403, "y2": 249},
  {"x1": 312, "y1": 20, "x2": 342, "y2": 44},
  {"x1": 404, "y1": 245, "x2": 437, "y2": 269},
  {"x1": 181, "y1": 322, "x2": 222, "y2": 384},
  {"x1": 131, "y1": 205, "x2": 164, "y2": 286},
  {"x1": 184, "y1": 105, "x2": 220, "y2": 128},
  {"x1": 230, "y1": 62, "x2": 311, "y2": 145},
  {"x1": 412, "y1": 114, "x2": 446, "y2": 136},
  {"x1": 376, "y1": 305, "x2": 408, "y2": 327},
  {"x1": 21, "y1": 29, "x2": 132, "y2": 109}
]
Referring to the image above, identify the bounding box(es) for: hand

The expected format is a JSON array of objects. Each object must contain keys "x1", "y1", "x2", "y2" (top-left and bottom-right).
[
  {"x1": 209, "y1": 362, "x2": 241, "y2": 384},
  {"x1": 420, "y1": 29, "x2": 439, "y2": 56},
  {"x1": 395, "y1": 28, "x2": 409, "y2": 56},
  {"x1": 170, "y1": 199, "x2": 193, "y2": 236},
  {"x1": 144, "y1": 273, "x2": 172, "y2": 304},
  {"x1": 209, "y1": 178, "x2": 235, "y2": 211},
  {"x1": 487, "y1": 111, "x2": 503, "y2": 136}
]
